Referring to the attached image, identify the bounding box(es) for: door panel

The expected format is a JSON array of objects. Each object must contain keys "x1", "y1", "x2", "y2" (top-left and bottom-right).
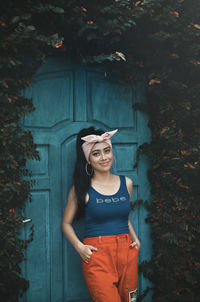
[
  {"x1": 20, "y1": 58, "x2": 151, "y2": 302},
  {"x1": 22, "y1": 191, "x2": 51, "y2": 302},
  {"x1": 61, "y1": 136, "x2": 88, "y2": 301},
  {"x1": 87, "y1": 73, "x2": 136, "y2": 129},
  {"x1": 24, "y1": 73, "x2": 73, "y2": 127},
  {"x1": 115, "y1": 143, "x2": 137, "y2": 172}
]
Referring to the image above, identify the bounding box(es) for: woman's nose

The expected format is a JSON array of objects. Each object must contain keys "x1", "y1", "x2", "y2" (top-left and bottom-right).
[{"x1": 100, "y1": 152, "x2": 106, "y2": 160}]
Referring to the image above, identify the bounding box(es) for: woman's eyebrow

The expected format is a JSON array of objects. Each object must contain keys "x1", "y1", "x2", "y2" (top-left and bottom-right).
[{"x1": 92, "y1": 146, "x2": 111, "y2": 152}]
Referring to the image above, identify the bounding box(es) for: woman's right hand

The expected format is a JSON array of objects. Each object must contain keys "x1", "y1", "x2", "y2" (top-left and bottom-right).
[{"x1": 78, "y1": 244, "x2": 98, "y2": 263}]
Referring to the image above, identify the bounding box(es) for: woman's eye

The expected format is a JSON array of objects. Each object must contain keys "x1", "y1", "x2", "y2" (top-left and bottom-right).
[
  {"x1": 93, "y1": 152, "x2": 99, "y2": 157},
  {"x1": 105, "y1": 149, "x2": 110, "y2": 153}
]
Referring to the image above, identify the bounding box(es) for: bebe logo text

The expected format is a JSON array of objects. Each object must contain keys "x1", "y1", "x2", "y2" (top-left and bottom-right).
[{"x1": 96, "y1": 197, "x2": 126, "y2": 203}]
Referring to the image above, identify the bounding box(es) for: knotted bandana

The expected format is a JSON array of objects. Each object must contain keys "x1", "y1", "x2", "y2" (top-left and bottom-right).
[{"x1": 81, "y1": 129, "x2": 118, "y2": 162}]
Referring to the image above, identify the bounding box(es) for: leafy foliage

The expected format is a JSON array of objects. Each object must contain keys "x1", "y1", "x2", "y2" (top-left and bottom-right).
[
  {"x1": 130, "y1": 1, "x2": 200, "y2": 301},
  {"x1": 1, "y1": 0, "x2": 200, "y2": 301},
  {"x1": 0, "y1": 1, "x2": 63, "y2": 301}
]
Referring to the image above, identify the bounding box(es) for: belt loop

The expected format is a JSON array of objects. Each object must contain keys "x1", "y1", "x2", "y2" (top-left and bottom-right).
[{"x1": 99, "y1": 236, "x2": 102, "y2": 243}]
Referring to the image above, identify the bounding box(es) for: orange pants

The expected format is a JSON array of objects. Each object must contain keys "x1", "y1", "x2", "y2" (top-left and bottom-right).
[{"x1": 81, "y1": 233, "x2": 138, "y2": 302}]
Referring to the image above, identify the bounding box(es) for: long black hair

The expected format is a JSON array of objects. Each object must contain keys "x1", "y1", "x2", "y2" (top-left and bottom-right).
[{"x1": 74, "y1": 127, "x2": 104, "y2": 219}]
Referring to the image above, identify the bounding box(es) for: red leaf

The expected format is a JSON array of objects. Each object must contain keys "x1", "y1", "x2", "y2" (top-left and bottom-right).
[
  {"x1": 180, "y1": 150, "x2": 187, "y2": 155},
  {"x1": 81, "y1": 6, "x2": 87, "y2": 12},
  {"x1": 135, "y1": 1, "x2": 141, "y2": 6},
  {"x1": 160, "y1": 126, "x2": 169, "y2": 135},
  {"x1": 0, "y1": 20, "x2": 6, "y2": 26},
  {"x1": 179, "y1": 184, "x2": 189, "y2": 189},
  {"x1": 185, "y1": 162, "x2": 195, "y2": 169},
  {"x1": 149, "y1": 78, "x2": 161, "y2": 85},
  {"x1": 193, "y1": 24, "x2": 200, "y2": 29},
  {"x1": 55, "y1": 40, "x2": 63, "y2": 48},
  {"x1": 170, "y1": 11, "x2": 179, "y2": 17}
]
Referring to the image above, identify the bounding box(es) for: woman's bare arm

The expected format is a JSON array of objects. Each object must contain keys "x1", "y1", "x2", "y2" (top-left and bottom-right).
[
  {"x1": 62, "y1": 186, "x2": 97, "y2": 263},
  {"x1": 126, "y1": 177, "x2": 141, "y2": 250},
  {"x1": 62, "y1": 187, "x2": 83, "y2": 251}
]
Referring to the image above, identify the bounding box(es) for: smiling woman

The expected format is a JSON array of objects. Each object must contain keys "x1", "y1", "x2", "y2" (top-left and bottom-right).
[
  {"x1": 90, "y1": 143, "x2": 112, "y2": 168},
  {"x1": 62, "y1": 127, "x2": 141, "y2": 302},
  {"x1": 86, "y1": 141, "x2": 114, "y2": 176}
]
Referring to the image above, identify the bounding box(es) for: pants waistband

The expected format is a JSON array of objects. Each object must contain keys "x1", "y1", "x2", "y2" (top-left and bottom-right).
[{"x1": 83, "y1": 233, "x2": 131, "y2": 244}]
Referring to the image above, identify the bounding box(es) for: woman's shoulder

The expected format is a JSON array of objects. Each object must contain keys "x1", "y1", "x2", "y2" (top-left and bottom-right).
[
  {"x1": 122, "y1": 175, "x2": 133, "y2": 196},
  {"x1": 124, "y1": 176, "x2": 133, "y2": 186},
  {"x1": 113, "y1": 174, "x2": 133, "y2": 185},
  {"x1": 117, "y1": 174, "x2": 132, "y2": 184},
  {"x1": 68, "y1": 185, "x2": 76, "y2": 201},
  {"x1": 69, "y1": 185, "x2": 75, "y2": 194},
  {"x1": 69, "y1": 184, "x2": 89, "y2": 205}
]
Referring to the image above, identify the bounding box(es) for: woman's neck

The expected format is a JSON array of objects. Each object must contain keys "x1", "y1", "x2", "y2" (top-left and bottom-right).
[{"x1": 92, "y1": 171, "x2": 113, "y2": 184}]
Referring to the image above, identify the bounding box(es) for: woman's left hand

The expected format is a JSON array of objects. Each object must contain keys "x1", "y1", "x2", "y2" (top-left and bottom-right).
[{"x1": 130, "y1": 239, "x2": 141, "y2": 251}]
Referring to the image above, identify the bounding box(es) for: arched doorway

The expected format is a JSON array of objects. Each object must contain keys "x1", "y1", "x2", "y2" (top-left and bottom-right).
[{"x1": 20, "y1": 57, "x2": 151, "y2": 302}]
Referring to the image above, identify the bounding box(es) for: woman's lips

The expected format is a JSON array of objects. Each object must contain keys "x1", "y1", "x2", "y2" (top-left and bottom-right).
[{"x1": 100, "y1": 162, "x2": 109, "y2": 167}]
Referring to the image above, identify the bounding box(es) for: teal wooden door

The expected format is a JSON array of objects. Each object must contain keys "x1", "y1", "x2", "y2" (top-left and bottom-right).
[{"x1": 20, "y1": 57, "x2": 151, "y2": 302}]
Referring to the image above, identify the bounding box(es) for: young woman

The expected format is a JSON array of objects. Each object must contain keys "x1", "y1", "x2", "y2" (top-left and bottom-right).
[{"x1": 62, "y1": 127, "x2": 141, "y2": 302}]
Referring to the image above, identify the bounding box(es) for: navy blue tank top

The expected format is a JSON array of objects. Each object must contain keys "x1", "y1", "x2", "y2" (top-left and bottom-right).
[{"x1": 84, "y1": 175, "x2": 130, "y2": 238}]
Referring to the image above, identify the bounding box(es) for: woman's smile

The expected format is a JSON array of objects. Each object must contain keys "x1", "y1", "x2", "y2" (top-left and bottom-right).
[{"x1": 100, "y1": 161, "x2": 110, "y2": 167}]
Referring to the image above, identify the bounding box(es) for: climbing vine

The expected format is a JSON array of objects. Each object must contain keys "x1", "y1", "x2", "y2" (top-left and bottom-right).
[
  {"x1": 0, "y1": 0, "x2": 200, "y2": 301},
  {"x1": 0, "y1": 1, "x2": 64, "y2": 301}
]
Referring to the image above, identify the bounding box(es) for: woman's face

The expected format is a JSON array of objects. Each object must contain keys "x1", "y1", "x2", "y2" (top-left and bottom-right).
[{"x1": 88, "y1": 142, "x2": 113, "y2": 173}]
